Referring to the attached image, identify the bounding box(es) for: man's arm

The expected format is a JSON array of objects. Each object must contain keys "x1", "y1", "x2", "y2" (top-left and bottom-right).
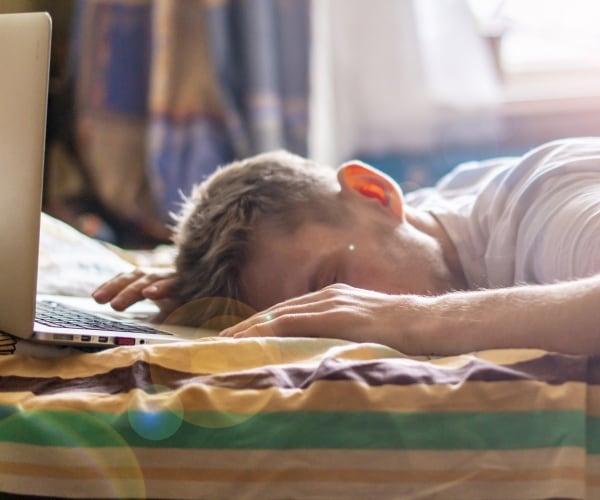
[
  {"x1": 420, "y1": 275, "x2": 600, "y2": 355},
  {"x1": 220, "y1": 276, "x2": 600, "y2": 356}
]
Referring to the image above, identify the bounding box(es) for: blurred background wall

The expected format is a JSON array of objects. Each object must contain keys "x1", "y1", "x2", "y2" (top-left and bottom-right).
[{"x1": 3, "y1": 0, "x2": 600, "y2": 247}]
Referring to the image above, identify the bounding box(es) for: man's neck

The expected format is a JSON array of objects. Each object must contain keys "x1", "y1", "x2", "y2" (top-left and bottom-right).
[{"x1": 406, "y1": 207, "x2": 468, "y2": 291}]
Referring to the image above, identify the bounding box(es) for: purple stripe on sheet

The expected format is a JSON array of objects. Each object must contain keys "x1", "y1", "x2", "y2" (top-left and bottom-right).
[
  {"x1": 0, "y1": 353, "x2": 595, "y2": 396},
  {"x1": 243, "y1": 353, "x2": 590, "y2": 389}
]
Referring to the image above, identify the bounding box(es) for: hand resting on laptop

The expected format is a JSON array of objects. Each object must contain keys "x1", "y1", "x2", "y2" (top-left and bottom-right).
[{"x1": 93, "y1": 268, "x2": 178, "y2": 322}]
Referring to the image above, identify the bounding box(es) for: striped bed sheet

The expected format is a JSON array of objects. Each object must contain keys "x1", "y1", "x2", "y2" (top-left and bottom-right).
[{"x1": 0, "y1": 337, "x2": 598, "y2": 499}]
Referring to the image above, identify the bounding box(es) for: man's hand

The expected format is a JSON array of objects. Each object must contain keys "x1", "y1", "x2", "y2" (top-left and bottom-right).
[
  {"x1": 220, "y1": 277, "x2": 600, "y2": 356},
  {"x1": 92, "y1": 268, "x2": 179, "y2": 319},
  {"x1": 219, "y1": 283, "x2": 430, "y2": 354}
]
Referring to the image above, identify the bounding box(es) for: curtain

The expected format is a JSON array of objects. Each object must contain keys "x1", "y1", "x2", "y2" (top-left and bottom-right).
[
  {"x1": 146, "y1": 0, "x2": 232, "y2": 221},
  {"x1": 71, "y1": 0, "x2": 163, "y2": 240},
  {"x1": 205, "y1": 0, "x2": 310, "y2": 158},
  {"x1": 70, "y1": 0, "x2": 310, "y2": 229}
]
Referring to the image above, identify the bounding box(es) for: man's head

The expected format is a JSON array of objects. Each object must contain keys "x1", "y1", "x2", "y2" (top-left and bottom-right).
[
  {"x1": 170, "y1": 151, "x2": 342, "y2": 325},
  {"x1": 170, "y1": 150, "x2": 462, "y2": 327}
]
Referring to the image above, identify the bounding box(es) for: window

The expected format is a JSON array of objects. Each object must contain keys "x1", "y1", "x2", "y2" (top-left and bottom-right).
[{"x1": 468, "y1": 0, "x2": 600, "y2": 103}]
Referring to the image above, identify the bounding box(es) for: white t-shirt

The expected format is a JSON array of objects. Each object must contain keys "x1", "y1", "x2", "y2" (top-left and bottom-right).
[{"x1": 406, "y1": 137, "x2": 600, "y2": 289}]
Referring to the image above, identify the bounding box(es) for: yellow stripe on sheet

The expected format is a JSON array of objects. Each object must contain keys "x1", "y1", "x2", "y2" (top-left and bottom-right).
[
  {"x1": 466, "y1": 348, "x2": 554, "y2": 365},
  {"x1": 0, "y1": 339, "x2": 544, "y2": 379},
  {"x1": 0, "y1": 379, "x2": 586, "y2": 414},
  {"x1": 585, "y1": 455, "x2": 600, "y2": 500},
  {"x1": 0, "y1": 338, "x2": 380, "y2": 378},
  {"x1": 0, "y1": 475, "x2": 585, "y2": 500},
  {"x1": 0, "y1": 446, "x2": 587, "y2": 499},
  {"x1": 140, "y1": 478, "x2": 584, "y2": 500},
  {"x1": 0, "y1": 443, "x2": 585, "y2": 472},
  {"x1": 171, "y1": 379, "x2": 585, "y2": 414},
  {"x1": 2, "y1": 463, "x2": 584, "y2": 482}
]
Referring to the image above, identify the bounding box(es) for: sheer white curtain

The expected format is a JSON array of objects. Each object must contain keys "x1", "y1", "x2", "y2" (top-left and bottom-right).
[{"x1": 309, "y1": 0, "x2": 502, "y2": 166}]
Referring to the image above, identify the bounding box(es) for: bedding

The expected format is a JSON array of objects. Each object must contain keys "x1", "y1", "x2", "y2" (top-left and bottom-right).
[{"x1": 0, "y1": 215, "x2": 598, "y2": 499}]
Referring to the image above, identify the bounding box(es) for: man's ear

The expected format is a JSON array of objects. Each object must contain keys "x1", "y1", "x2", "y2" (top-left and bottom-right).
[{"x1": 337, "y1": 161, "x2": 405, "y2": 219}]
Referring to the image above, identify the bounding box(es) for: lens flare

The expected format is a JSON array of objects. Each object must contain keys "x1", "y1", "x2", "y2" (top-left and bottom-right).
[
  {"x1": 163, "y1": 296, "x2": 256, "y2": 331},
  {"x1": 0, "y1": 408, "x2": 145, "y2": 498},
  {"x1": 127, "y1": 384, "x2": 183, "y2": 441}
]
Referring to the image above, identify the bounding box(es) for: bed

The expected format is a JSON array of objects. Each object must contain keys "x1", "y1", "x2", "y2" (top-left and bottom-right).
[{"x1": 0, "y1": 215, "x2": 598, "y2": 499}]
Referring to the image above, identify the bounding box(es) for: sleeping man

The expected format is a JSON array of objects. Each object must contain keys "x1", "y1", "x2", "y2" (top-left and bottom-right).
[{"x1": 93, "y1": 137, "x2": 600, "y2": 356}]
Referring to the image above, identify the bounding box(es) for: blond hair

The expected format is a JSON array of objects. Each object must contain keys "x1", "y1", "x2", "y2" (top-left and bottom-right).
[{"x1": 170, "y1": 150, "x2": 340, "y2": 327}]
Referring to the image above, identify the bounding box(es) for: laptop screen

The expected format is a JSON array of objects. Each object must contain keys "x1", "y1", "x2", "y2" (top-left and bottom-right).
[{"x1": 0, "y1": 12, "x2": 51, "y2": 339}]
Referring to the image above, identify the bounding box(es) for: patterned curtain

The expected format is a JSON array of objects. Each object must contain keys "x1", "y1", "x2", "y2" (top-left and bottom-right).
[
  {"x1": 70, "y1": 0, "x2": 164, "y2": 241},
  {"x1": 146, "y1": 0, "x2": 232, "y2": 221},
  {"x1": 204, "y1": 0, "x2": 310, "y2": 158},
  {"x1": 70, "y1": 0, "x2": 310, "y2": 232}
]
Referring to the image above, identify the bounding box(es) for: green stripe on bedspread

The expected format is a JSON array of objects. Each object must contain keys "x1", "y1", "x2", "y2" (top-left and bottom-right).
[
  {"x1": 0, "y1": 407, "x2": 585, "y2": 450},
  {"x1": 585, "y1": 417, "x2": 600, "y2": 454}
]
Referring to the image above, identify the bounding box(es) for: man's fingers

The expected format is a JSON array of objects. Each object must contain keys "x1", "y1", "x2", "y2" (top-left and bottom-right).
[
  {"x1": 218, "y1": 300, "x2": 310, "y2": 337},
  {"x1": 222, "y1": 311, "x2": 327, "y2": 339},
  {"x1": 220, "y1": 284, "x2": 354, "y2": 336},
  {"x1": 110, "y1": 276, "x2": 173, "y2": 310},
  {"x1": 92, "y1": 269, "x2": 176, "y2": 311},
  {"x1": 140, "y1": 277, "x2": 178, "y2": 299},
  {"x1": 218, "y1": 283, "x2": 399, "y2": 344},
  {"x1": 219, "y1": 292, "x2": 350, "y2": 338},
  {"x1": 92, "y1": 269, "x2": 145, "y2": 303}
]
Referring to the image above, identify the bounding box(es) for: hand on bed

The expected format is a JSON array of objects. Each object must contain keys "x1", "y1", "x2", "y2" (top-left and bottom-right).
[
  {"x1": 92, "y1": 268, "x2": 179, "y2": 319},
  {"x1": 219, "y1": 283, "x2": 428, "y2": 354}
]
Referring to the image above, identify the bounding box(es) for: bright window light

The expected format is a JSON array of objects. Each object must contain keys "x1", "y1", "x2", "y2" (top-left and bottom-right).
[{"x1": 468, "y1": 0, "x2": 600, "y2": 73}]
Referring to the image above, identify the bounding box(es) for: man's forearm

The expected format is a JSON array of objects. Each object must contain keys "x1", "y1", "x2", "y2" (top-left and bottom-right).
[{"x1": 418, "y1": 274, "x2": 600, "y2": 356}]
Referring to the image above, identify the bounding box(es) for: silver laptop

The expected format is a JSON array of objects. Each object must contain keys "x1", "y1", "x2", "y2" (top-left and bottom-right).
[{"x1": 0, "y1": 12, "x2": 205, "y2": 348}]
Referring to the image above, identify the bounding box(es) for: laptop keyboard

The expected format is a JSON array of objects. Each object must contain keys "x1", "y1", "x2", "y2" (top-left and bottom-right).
[{"x1": 36, "y1": 300, "x2": 161, "y2": 334}]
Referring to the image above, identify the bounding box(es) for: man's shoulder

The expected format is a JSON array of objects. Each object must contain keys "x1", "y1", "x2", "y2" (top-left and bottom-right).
[{"x1": 407, "y1": 136, "x2": 600, "y2": 212}]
